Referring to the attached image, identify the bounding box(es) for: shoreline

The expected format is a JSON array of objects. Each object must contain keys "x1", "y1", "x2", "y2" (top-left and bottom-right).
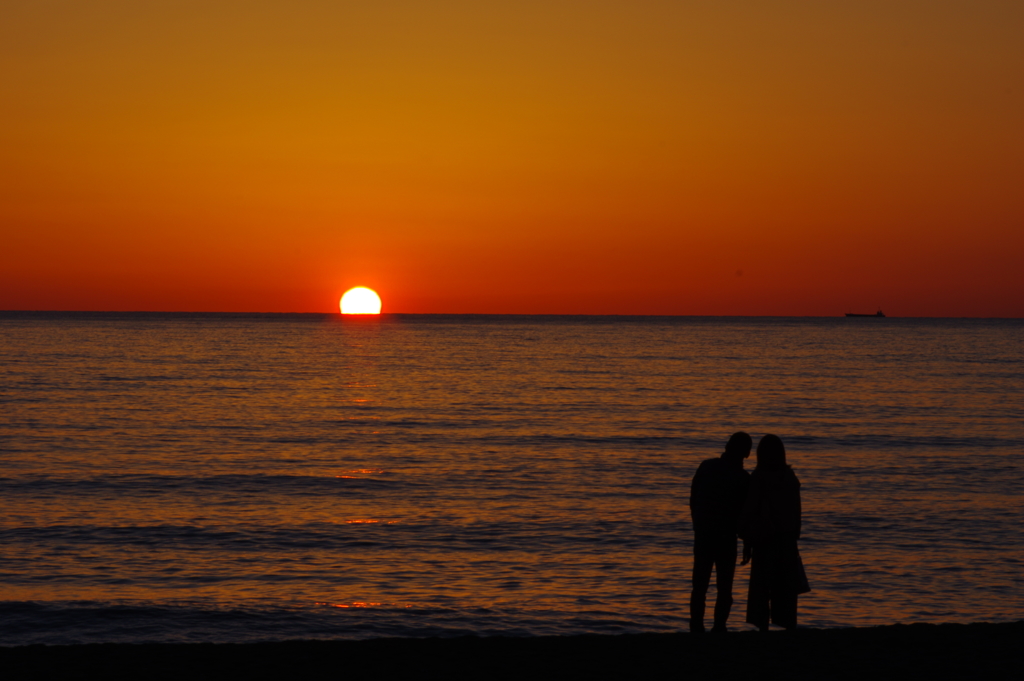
[{"x1": 4, "y1": 621, "x2": 1022, "y2": 680}]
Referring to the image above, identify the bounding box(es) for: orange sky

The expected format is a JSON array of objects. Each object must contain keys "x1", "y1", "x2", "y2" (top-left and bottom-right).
[{"x1": 2, "y1": 1, "x2": 1022, "y2": 315}]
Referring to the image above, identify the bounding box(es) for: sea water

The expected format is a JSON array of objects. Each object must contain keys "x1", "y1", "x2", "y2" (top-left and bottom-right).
[{"x1": 1, "y1": 313, "x2": 1022, "y2": 644}]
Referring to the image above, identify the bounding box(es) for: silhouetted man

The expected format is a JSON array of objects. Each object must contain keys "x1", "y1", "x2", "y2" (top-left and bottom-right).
[{"x1": 688, "y1": 432, "x2": 752, "y2": 633}]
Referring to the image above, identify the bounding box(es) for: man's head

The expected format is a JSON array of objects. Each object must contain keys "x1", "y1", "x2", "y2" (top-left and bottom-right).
[{"x1": 723, "y1": 431, "x2": 752, "y2": 461}]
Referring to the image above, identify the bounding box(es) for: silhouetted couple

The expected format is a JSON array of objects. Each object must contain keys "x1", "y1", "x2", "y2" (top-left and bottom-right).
[{"x1": 688, "y1": 432, "x2": 810, "y2": 633}]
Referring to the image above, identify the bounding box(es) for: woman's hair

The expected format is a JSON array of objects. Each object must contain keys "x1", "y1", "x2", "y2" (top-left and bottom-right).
[{"x1": 756, "y1": 434, "x2": 787, "y2": 470}]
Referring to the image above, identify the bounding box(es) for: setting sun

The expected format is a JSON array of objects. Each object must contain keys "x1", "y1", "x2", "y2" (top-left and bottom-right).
[{"x1": 340, "y1": 287, "x2": 382, "y2": 315}]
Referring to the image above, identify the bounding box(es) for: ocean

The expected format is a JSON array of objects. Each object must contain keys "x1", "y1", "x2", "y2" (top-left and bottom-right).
[{"x1": 1, "y1": 312, "x2": 1022, "y2": 645}]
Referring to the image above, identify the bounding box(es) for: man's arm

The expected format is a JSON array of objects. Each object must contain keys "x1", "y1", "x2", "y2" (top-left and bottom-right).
[
  {"x1": 689, "y1": 467, "x2": 702, "y2": 510},
  {"x1": 689, "y1": 462, "x2": 707, "y2": 530}
]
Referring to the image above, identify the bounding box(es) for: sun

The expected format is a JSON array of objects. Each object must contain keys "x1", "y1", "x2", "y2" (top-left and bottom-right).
[{"x1": 340, "y1": 287, "x2": 382, "y2": 315}]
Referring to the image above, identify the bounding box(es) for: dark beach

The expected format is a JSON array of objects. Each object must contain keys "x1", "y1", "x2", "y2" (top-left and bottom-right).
[{"x1": 5, "y1": 621, "x2": 1022, "y2": 680}]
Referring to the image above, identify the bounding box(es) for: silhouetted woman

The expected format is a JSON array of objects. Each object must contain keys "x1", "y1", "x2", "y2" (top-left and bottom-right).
[{"x1": 738, "y1": 434, "x2": 810, "y2": 630}]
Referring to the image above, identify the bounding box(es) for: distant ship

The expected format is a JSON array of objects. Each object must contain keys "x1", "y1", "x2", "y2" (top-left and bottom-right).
[{"x1": 845, "y1": 310, "x2": 886, "y2": 318}]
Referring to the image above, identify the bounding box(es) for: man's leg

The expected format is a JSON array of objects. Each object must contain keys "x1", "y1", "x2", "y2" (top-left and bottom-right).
[
  {"x1": 711, "y1": 534, "x2": 738, "y2": 631},
  {"x1": 689, "y1": 533, "x2": 713, "y2": 632}
]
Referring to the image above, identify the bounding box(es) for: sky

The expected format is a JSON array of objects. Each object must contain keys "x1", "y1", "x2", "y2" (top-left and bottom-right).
[{"x1": 2, "y1": 1, "x2": 1022, "y2": 316}]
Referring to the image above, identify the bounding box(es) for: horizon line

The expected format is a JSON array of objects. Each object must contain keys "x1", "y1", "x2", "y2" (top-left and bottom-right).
[{"x1": 2, "y1": 309, "x2": 1021, "y2": 320}]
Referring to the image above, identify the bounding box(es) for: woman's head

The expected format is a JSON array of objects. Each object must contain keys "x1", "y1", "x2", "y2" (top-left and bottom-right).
[{"x1": 756, "y1": 434, "x2": 787, "y2": 470}]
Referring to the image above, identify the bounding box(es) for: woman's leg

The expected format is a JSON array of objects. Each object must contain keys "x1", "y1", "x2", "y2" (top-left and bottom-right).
[
  {"x1": 745, "y1": 548, "x2": 770, "y2": 630},
  {"x1": 770, "y1": 592, "x2": 798, "y2": 630}
]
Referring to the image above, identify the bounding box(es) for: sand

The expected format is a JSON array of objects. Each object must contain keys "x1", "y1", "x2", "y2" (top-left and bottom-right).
[{"x1": 4, "y1": 621, "x2": 1022, "y2": 680}]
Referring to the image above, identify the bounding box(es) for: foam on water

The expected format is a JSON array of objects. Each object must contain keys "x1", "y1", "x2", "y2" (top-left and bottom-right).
[{"x1": 1, "y1": 313, "x2": 1022, "y2": 644}]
